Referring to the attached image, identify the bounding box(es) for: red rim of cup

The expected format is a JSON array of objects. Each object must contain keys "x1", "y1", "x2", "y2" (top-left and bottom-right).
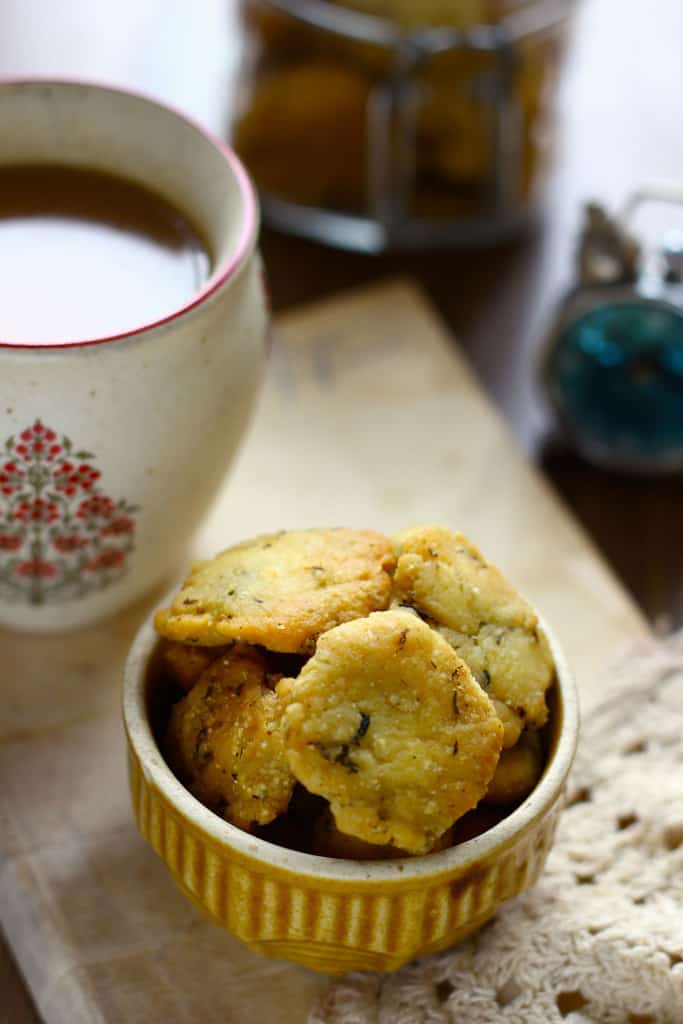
[{"x1": 0, "y1": 77, "x2": 259, "y2": 351}]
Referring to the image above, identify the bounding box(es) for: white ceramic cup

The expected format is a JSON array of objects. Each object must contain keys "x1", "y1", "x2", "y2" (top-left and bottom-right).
[{"x1": 0, "y1": 80, "x2": 267, "y2": 632}]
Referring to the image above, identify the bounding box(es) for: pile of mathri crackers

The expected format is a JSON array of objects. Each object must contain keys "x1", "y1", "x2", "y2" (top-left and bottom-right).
[{"x1": 154, "y1": 527, "x2": 554, "y2": 857}]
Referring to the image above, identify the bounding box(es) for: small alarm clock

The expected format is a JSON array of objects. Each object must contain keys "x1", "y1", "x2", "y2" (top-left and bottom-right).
[{"x1": 541, "y1": 185, "x2": 683, "y2": 474}]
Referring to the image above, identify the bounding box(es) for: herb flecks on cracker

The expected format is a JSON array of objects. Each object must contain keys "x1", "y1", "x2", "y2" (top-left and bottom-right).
[
  {"x1": 392, "y1": 526, "x2": 554, "y2": 728},
  {"x1": 155, "y1": 528, "x2": 395, "y2": 654},
  {"x1": 282, "y1": 610, "x2": 503, "y2": 854}
]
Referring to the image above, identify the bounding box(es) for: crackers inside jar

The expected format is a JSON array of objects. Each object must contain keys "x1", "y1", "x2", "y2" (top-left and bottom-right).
[{"x1": 233, "y1": 64, "x2": 370, "y2": 209}]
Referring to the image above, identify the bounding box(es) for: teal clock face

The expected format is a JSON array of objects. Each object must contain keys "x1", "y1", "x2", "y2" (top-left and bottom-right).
[{"x1": 549, "y1": 302, "x2": 683, "y2": 470}]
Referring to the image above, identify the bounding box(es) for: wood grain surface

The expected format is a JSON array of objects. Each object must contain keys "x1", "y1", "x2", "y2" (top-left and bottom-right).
[
  {"x1": 0, "y1": 282, "x2": 648, "y2": 1024},
  {"x1": 1, "y1": 0, "x2": 681, "y2": 1019}
]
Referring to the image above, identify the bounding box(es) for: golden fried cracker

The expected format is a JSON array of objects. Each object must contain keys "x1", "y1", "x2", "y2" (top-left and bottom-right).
[
  {"x1": 282, "y1": 610, "x2": 503, "y2": 854},
  {"x1": 311, "y1": 806, "x2": 456, "y2": 859},
  {"x1": 392, "y1": 526, "x2": 554, "y2": 727},
  {"x1": 166, "y1": 654, "x2": 294, "y2": 831},
  {"x1": 155, "y1": 528, "x2": 395, "y2": 654},
  {"x1": 162, "y1": 641, "x2": 230, "y2": 692},
  {"x1": 484, "y1": 730, "x2": 544, "y2": 806}
]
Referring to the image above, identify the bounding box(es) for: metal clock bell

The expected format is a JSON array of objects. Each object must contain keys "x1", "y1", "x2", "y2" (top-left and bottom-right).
[{"x1": 541, "y1": 185, "x2": 683, "y2": 474}]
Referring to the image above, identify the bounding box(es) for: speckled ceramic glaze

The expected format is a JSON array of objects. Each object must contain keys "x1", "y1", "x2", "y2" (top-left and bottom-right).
[
  {"x1": 123, "y1": 610, "x2": 579, "y2": 974},
  {"x1": 0, "y1": 80, "x2": 267, "y2": 631}
]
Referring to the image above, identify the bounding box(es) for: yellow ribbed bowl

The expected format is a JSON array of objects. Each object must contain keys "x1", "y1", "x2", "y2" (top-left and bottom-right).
[{"x1": 123, "y1": 613, "x2": 578, "y2": 974}]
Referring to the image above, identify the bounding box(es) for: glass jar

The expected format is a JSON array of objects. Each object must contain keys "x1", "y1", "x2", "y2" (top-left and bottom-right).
[{"x1": 234, "y1": 0, "x2": 575, "y2": 251}]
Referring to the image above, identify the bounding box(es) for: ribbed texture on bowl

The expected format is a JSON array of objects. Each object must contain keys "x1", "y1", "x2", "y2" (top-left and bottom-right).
[{"x1": 128, "y1": 747, "x2": 561, "y2": 973}]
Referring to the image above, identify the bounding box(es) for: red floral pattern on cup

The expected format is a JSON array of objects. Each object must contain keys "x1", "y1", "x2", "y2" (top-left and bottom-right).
[{"x1": 0, "y1": 419, "x2": 138, "y2": 605}]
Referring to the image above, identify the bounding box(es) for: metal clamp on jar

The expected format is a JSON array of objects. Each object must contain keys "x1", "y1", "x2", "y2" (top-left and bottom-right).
[{"x1": 234, "y1": 0, "x2": 574, "y2": 251}]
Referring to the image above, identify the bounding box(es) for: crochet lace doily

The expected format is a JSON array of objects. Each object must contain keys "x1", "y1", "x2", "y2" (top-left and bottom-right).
[{"x1": 310, "y1": 632, "x2": 683, "y2": 1024}]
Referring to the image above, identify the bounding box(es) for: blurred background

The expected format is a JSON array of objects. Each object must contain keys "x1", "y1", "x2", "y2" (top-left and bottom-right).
[
  {"x1": 1, "y1": 0, "x2": 682, "y2": 1014},
  {"x1": 0, "y1": 0, "x2": 680, "y2": 608},
  {"x1": 0, "y1": 4, "x2": 679, "y2": 578},
  {"x1": 1, "y1": 0, "x2": 680, "y2": 615}
]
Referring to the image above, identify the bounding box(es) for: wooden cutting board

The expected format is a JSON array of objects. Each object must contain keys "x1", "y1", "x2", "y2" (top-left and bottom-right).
[{"x1": 0, "y1": 281, "x2": 648, "y2": 1024}]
